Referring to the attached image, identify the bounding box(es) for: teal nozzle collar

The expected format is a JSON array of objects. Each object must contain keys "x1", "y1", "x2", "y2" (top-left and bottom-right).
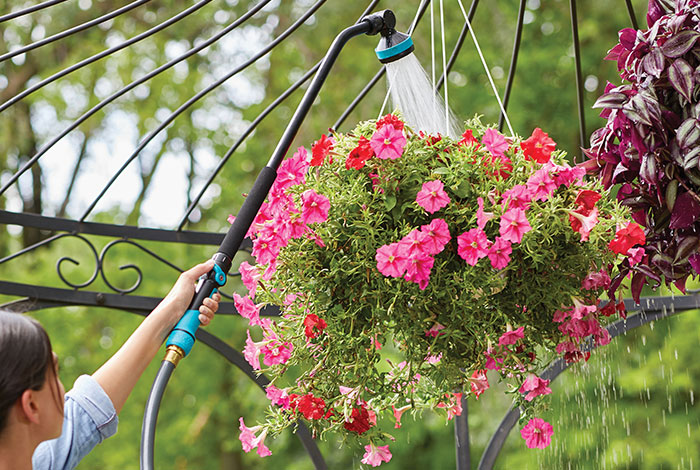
[{"x1": 375, "y1": 35, "x2": 414, "y2": 63}]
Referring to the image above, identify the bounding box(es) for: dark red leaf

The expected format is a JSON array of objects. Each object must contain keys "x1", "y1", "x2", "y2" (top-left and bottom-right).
[
  {"x1": 661, "y1": 30, "x2": 700, "y2": 57},
  {"x1": 669, "y1": 58, "x2": 695, "y2": 102},
  {"x1": 592, "y1": 92, "x2": 628, "y2": 110},
  {"x1": 642, "y1": 48, "x2": 665, "y2": 77},
  {"x1": 669, "y1": 190, "x2": 700, "y2": 229},
  {"x1": 631, "y1": 272, "x2": 646, "y2": 304}
]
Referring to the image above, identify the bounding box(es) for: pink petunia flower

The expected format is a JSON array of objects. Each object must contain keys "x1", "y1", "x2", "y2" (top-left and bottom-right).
[
  {"x1": 581, "y1": 269, "x2": 611, "y2": 290},
  {"x1": 233, "y1": 293, "x2": 262, "y2": 326},
  {"x1": 488, "y1": 236, "x2": 512, "y2": 270},
  {"x1": 457, "y1": 228, "x2": 491, "y2": 266},
  {"x1": 476, "y1": 197, "x2": 494, "y2": 230},
  {"x1": 370, "y1": 124, "x2": 406, "y2": 160},
  {"x1": 569, "y1": 207, "x2": 599, "y2": 242},
  {"x1": 481, "y1": 128, "x2": 509, "y2": 157},
  {"x1": 469, "y1": 369, "x2": 489, "y2": 399},
  {"x1": 275, "y1": 147, "x2": 308, "y2": 191},
  {"x1": 519, "y1": 374, "x2": 552, "y2": 402},
  {"x1": 239, "y1": 417, "x2": 272, "y2": 457},
  {"x1": 404, "y1": 254, "x2": 435, "y2": 290},
  {"x1": 498, "y1": 326, "x2": 524, "y2": 346},
  {"x1": 499, "y1": 208, "x2": 532, "y2": 244},
  {"x1": 251, "y1": 234, "x2": 281, "y2": 266},
  {"x1": 266, "y1": 384, "x2": 291, "y2": 409},
  {"x1": 301, "y1": 189, "x2": 330, "y2": 224},
  {"x1": 501, "y1": 184, "x2": 532, "y2": 211},
  {"x1": 361, "y1": 442, "x2": 393, "y2": 467},
  {"x1": 628, "y1": 246, "x2": 645, "y2": 266},
  {"x1": 526, "y1": 168, "x2": 557, "y2": 202},
  {"x1": 392, "y1": 405, "x2": 411, "y2": 429},
  {"x1": 399, "y1": 229, "x2": 430, "y2": 258},
  {"x1": 239, "y1": 261, "x2": 262, "y2": 298},
  {"x1": 550, "y1": 162, "x2": 585, "y2": 187},
  {"x1": 416, "y1": 179, "x2": 451, "y2": 214},
  {"x1": 376, "y1": 242, "x2": 408, "y2": 278},
  {"x1": 436, "y1": 392, "x2": 463, "y2": 420},
  {"x1": 420, "y1": 218, "x2": 451, "y2": 255},
  {"x1": 520, "y1": 418, "x2": 554, "y2": 449},
  {"x1": 243, "y1": 330, "x2": 263, "y2": 370},
  {"x1": 425, "y1": 323, "x2": 446, "y2": 338},
  {"x1": 261, "y1": 336, "x2": 293, "y2": 366}
]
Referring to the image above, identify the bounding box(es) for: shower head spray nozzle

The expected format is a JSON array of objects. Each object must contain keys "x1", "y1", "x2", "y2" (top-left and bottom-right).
[{"x1": 362, "y1": 9, "x2": 415, "y2": 64}]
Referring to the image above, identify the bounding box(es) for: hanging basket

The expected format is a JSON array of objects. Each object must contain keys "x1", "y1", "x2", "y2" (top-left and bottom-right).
[{"x1": 234, "y1": 115, "x2": 639, "y2": 464}]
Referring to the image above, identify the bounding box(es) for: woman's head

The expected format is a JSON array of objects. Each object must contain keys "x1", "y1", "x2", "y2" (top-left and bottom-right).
[{"x1": 0, "y1": 311, "x2": 64, "y2": 438}]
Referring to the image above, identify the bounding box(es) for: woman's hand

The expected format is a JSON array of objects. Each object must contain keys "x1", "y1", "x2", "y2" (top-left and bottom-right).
[{"x1": 158, "y1": 260, "x2": 221, "y2": 327}]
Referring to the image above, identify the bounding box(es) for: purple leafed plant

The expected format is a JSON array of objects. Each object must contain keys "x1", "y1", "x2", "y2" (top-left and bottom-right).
[{"x1": 584, "y1": 0, "x2": 700, "y2": 300}]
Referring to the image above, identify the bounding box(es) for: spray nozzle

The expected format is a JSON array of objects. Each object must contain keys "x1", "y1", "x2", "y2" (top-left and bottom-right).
[
  {"x1": 362, "y1": 9, "x2": 396, "y2": 36},
  {"x1": 363, "y1": 10, "x2": 414, "y2": 64}
]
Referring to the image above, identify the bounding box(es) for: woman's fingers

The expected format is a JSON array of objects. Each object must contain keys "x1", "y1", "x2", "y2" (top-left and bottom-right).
[{"x1": 198, "y1": 294, "x2": 220, "y2": 326}]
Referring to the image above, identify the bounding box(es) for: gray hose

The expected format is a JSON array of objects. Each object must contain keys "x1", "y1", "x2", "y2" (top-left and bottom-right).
[{"x1": 140, "y1": 360, "x2": 175, "y2": 470}]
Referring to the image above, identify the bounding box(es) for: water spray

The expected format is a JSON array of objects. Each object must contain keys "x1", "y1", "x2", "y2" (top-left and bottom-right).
[
  {"x1": 139, "y1": 10, "x2": 399, "y2": 470},
  {"x1": 374, "y1": 11, "x2": 460, "y2": 138}
]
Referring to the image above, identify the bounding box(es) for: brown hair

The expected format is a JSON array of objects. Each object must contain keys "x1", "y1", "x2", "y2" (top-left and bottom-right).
[{"x1": 0, "y1": 311, "x2": 57, "y2": 432}]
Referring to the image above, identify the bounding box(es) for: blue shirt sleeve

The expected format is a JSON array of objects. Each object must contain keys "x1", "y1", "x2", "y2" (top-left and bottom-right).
[{"x1": 32, "y1": 375, "x2": 119, "y2": 470}]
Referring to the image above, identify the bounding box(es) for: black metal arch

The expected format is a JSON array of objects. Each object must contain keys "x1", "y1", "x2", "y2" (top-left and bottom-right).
[{"x1": 0, "y1": 0, "x2": 676, "y2": 469}]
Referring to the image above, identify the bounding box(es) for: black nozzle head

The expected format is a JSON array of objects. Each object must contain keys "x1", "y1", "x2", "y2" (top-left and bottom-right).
[
  {"x1": 375, "y1": 30, "x2": 414, "y2": 64},
  {"x1": 363, "y1": 10, "x2": 414, "y2": 64},
  {"x1": 362, "y1": 9, "x2": 396, "y2": 36}
]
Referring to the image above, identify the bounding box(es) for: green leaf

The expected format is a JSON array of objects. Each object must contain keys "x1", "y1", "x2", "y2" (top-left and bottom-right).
[{"x1": 384, "y1": 194, "x2": 397, "y2": 210}]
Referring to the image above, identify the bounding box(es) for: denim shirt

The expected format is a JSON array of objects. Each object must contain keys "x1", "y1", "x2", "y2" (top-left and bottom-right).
[{"x1": 32, "y1": 375, "x2": 119, "y2": 470}]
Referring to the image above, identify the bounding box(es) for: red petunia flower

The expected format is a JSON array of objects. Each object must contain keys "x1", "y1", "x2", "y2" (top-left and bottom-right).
[
  {"x1": 608, "y1": 222, "x2": 646, "y2": 255},
  {"x1": 521, "y1": 128, "x2": 556, "y2": 163},
  {"x1": 303, "y1": 313, "x2": 327, "y2": 340},
  {"x1": 376, "y1": 113, "x2": 404, "y2": 131},
  {"x1": 296, "y1": 394, "x2": 327, "y2": 420},
  {"x1": 343, "y1": 404, "x2": 374, "y2": 434},
  {"x1": 310, "y1": 134, "x2": 333, "y2": 167},
  {"x1": 345, "y1": 136, "x2": 374, "y2": 170}
]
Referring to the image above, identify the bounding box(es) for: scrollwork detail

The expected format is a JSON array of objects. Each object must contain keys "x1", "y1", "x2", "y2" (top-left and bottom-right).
[{"x1": 55, "y1": 234, "x2": 101, "y2": 289}]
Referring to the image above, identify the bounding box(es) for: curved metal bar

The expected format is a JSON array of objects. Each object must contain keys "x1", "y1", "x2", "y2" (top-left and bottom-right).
[
  {"x1": 0, "y1": 0, "x2": 213, "y2": 116},
  {"x1": 178, "y1": 0, "x2": 382, "y2": 229},
  {"x1": 0, "y1": 0, "x2": 68, "y2": 23},
  {"x1": 0, "y1": 280, "x2": 281, "y2": 317},
  {"x1": 569, "y1": 0, "x2": 586, "y2": 151},
  {"x1": 0, "y1": 0, "x2": 152, "y2": 63},
  {"x1": 56, "y1": 234, "x2": 101, "y2": 289},
  {"x1": 435, "y1": 0, "x2": 479, "y2": 92},
  {"x1": 0, "y1": 209, "x2": 246, "y2": 247},
  {"x1": 625, "y1": 0, "x2": 639, "y2": 30},
  {"x1": 0, "y1": 0, "x2": 272, "y2": 200},
  {"x1": 333, "y1": 0, "x2": 433, "y2": 131},
  {"x1": 79, "y1": 0, "x2": 327, "y2": 222},
  {"x1": 0, "y1": 232, "x2": 65, "y2": 265},
  {"x1": 455, "y1": 396, "x2": 470, "y2": 470},
  {"x1": 497, "y1": 0, "x2": 525, "y2": 133},
  {"x1": 478, "y1": 294, "x2": 699, "y2": 469}
]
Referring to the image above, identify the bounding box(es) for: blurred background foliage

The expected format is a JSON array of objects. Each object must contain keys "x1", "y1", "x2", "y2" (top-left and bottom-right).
[{"x1": 2, "y1": 0, "x2": 699, "y2": 468}]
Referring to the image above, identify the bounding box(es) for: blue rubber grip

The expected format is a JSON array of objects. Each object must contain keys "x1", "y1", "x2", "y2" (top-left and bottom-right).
[{"x1": 166, "y1": 309, "x2": 200, "y2": 356}]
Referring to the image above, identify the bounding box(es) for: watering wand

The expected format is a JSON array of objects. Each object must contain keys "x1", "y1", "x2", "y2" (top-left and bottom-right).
[{"x1": 139, "y1": 10, "x2": 404, "y2": 470}]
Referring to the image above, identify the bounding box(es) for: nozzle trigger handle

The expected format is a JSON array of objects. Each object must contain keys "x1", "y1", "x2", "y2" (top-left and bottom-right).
[{"x1": 166, "y1": 264, "x2": 227, "y2": 357}]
